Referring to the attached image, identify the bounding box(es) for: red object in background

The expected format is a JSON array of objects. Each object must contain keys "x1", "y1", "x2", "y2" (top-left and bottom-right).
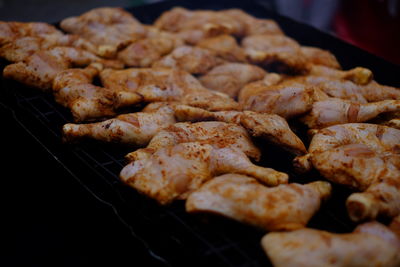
[{"x1": 334, "y1": 0, "x2": 400, "y2": 65}]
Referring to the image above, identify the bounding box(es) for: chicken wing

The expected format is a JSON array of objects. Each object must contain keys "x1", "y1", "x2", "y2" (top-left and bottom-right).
[
  {"x1": 152, "y1": 45, "x2": 222, "y2": 74},
  {"x1": 261, "y1": 221, "x2": 400, "y2": 267},
  {"x1": 62, "y1": 105, "x2": 176, "y2": 146},
  {"x1": 60, "y1": 7, "x2": 146, "y2": 50},
  {"x1": 242, "y1": 34, "x2": 309, "y2": 74},
  {"x1": 172, "y1": 105, "x2": 306, "y2": 156},
  {"x1": 197, "y1": 35, "x2": 246, "y2": 63},
  {"x1": 3, "y1": 46, "x2": 122, "y2": 91},
  {"x1": 186, "y1": 174, "x2": 330, "y2": 231},
  {"x1": 199, "y1": 63, "x2": 266, "y2": 98},
  {"x1": 100, "y1": 67, "x2": 239, "y2": 111},
  {"x1": 301, "y1": 98, "x2": 400, "y2": 129},
  {"x1": 120, "y1": 142, "x2": 288, "y2": 205},
  {"x1": 125, "y1": 121, "x2": 261, "y2": 162}
]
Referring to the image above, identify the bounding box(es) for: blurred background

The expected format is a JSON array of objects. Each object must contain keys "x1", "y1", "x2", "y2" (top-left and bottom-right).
[
  {"x1": 0, "y1": 0, "x2": 399, "y2": 64},
  {"x1": 1, "y1": 0, "x2": 399, "y2": 266}
]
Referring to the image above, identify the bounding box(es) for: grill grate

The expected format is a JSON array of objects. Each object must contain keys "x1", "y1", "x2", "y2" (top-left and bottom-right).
[{"x1": 2, "y1": 0, "x2": 399, "y2": 266}]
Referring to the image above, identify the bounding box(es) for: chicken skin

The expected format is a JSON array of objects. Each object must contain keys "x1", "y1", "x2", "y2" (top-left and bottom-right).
[
  {"x1": 242, "y1": 34, "x2": 309, "y2": 74},
  {"x1": 186, "y1": 174, "x2": 331, "y2": 231},
  {"x1": 52, "y1": 64, "x2": 141, "y2": 122},
  {"x1": 152, "y1": 45, "x2": 222, "y2": 74},
  {"x1": 262, "y1": 221, "x2": 400, "y2": 267},
  {"x1": 100, "y1": 67, "x2": 239, "y2": 111},
  {"x1": 125, "y1": 121, "x2": 261, "y2": 162},
  {"x1": 62, "y1": 105, "x2": 176, "y2": 146},
  {"x1": 60, "y1": 7, "x2": 146, "y2": 51},
  {"x1": 120, "y1": 142, "x2": 288, "y2": 205},
  {"x1": 173, "y1": 105, "x2": 306, "y2": 156},
  {"x1": 3, "y1": 46, "x2": 122, "y2": 91},
  {"x1": 197, "y1": 35, "x2": 247, "y2": 63},
  {"x1": 294, "y1": 123, "x2": 400, "y2": 221},
  {"x1": 199, "y1": 63, "x2": 266, "y2": 98}
]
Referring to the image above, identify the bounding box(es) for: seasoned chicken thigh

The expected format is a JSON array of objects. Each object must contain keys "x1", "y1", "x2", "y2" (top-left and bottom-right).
[
  {"x1": 262, "y1": 221, "x2": 400, "y2": 267},
  {"x1": 125, "y1": 121, "x2": 261, "y2": 162},
  {"x1": 301, "y1": 98, "x2": 400, "y2": 129},
  {"x1": 221, "y1": 9, "x2": 284, "y2": 36},
  {"x1": 197, "y1": 35, "x2": 246, "y2": 63},
  {"x1": 3, "y1": 46, "x2": 122, "y2": 91},
  {"x1": 239, "y1": 79, "x2": 314, "y2": 119},
  {"x1": 199, "y1": 63, "x2": 266, "y2": 98},
  {"x1": 60, "y1": 7, "x2": 146, "y2": 50},
  {"x1": 53, "y1": 64, "x2": 141, "y2": 122},
  {"x1": 242, "y1": 34, "x2": 309, "y2": 74},
  {"x1": 63, "y1": 105, "x2": 176, "y2": 146},
  {"x1": 186, "y1": 174, "x2": 331, "y2": 231},
  {"x1": 152, "y1": 45, "x2": 222, "y2": 74},
  {"x1": 173, "y1": 105, "x2": 306, "y2": 156},
  {"x1": 120, "y1": 142, "x2": 288, "y2": 205},
  {"x1": 154, "y1": 7, "x2": 245, "y2": 44},
  {"x1": 294, "y1": 123, "x2": 400, "y2": 221},
  {"x1": 117, "y1": 26, "x2": 183, "y2": 67},
  {"x1": 300, "y1": 46, "x2": 341, "y2": 69},
  {"x1": 0, "y1": 21, "x2": 116, "y2": 60},
  {"x1": 100, "y1": 68, "x2": 239, "y2": 111}
]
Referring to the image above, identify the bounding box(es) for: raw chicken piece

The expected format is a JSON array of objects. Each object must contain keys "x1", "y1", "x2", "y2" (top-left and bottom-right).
[
  {"x1": 300, "y1": 72, "x2": 400, "y2": 103},
  {"x1": 63, "y1": 105, "x2": 176, "y2": 146},
  {"x1": 60, "y1": 7, "x2": 146, "y2": 50},
  {"x1": 53, "y1": 64, "x2": 141, "y2": 122},
  {"x1": 154, "y1": 7, "x2": 245, "y2": 44},
  {"x1": 262, "y1": 221, "x2": 400, "y2": 267},
  {"x1": 186, "y1": 174, "x2": 331, "y2": 231},
  {"x1": 300, "y1": 46, "x2": 341, "y2": 69},
  {"x1": 0, "y1": 21, "x2": 116, "y2": 60},
  {"x1": 100, "y1": 68, "x2": 239, "y2": 111},
  {"x1": 199, "y1": 62, "x2": 266, "y2": 98},
  {"x1": 125, "y1": 121, "x2": 261, "y2": 162},
  {"x1": 386, "y1": 118, "x2": 400, "y2": 129},
  {"x1": 117, "y1": 27, "x2": 183, "y2": 67},
  {"x1": 239, "y1": 79, "x2": 314, "y2": 119},
  {"x1": 173, "y1": 105, "x2": 306, "y2": 156},
  {"x1": 294, "y1": 123, "x2": 400, "y2": 221},
  {"x1": 241, "y1": 111, "x2": 307, "y2": 155},
  {"x1": 308, "y1": 65, "x2": 372, "y2": 85},
  {"x1": 197, "y1": 35, "x2": 246, "y2": 63},
  {"x1": 242, "y1": 34, "x2": 309, "y2": 74},
  {"x1": 120, "y1": 142, "x2": 288, "y2": 205},
  {"x1": 152, "y1": 45, "x2": 222, "y2": 74},
  {"x1": 3, "y1": 47, "x2": 122, "y2": 91},
  {"x1": 301, "y1": 98, "x2": 400, "y2": 129},
  {"x1": 221, "y1": 9, "x2": 284, "y2": 36}
]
